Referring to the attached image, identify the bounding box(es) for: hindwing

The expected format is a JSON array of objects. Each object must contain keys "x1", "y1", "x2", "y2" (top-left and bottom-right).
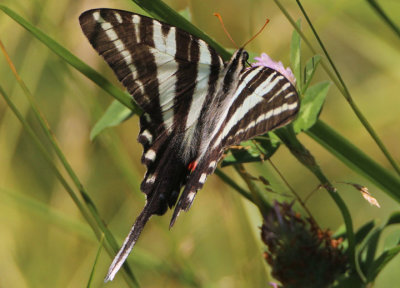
[{"x1": 171, "y1": 66, "x2": 299, "y2": 221}]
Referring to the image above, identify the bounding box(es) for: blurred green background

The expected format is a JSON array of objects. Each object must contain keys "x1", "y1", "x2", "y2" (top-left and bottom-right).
[{"x1": 0, "y1": 0, "x2": 399, "y2": 287}]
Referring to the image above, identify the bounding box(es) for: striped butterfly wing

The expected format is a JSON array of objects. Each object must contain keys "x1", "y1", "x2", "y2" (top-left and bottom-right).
[
  {"x1": 171, "y1": 65, "x2": 299, "y2": 222},
  {"x1": 219, "y1": 66, "x2": 299, "y2": 148},
  {"x1": 79, "y1": 9, "x2": 225, "y2": 213},
  {"x1": 79, "y1": 8, "x2": 227, "y2": 281},
  {"x1": 80, "y1": 9, "x2": 300, "y2": 282}
]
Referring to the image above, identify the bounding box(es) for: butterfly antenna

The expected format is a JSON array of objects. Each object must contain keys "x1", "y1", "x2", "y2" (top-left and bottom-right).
[
  {"x1": 104, "y1": 204, "x2": 152, "y2": 282},
  {"x1": 242, "y1": 18, "x2": 270, "y2": 48},
  {"x1": 213, "y1": 12, "x2": 238, "y2": 48}
]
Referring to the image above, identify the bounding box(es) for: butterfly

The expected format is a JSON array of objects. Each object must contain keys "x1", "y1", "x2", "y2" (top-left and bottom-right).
[{"x1": 79, "y1": 8, "x2": 299, "y2": 281}]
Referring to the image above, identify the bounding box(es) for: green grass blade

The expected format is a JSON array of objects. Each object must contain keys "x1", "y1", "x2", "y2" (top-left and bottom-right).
[
  {"x1": 367, "y1": 245, "x2": 400, "y2": 282},
  {"x1": 386, "y1": 212, "x2": 400, "y2": 226},
  {"x1": 366, "y1": 0, "x2": 400, "y2": 38},
  {"x1": 0, "y1": 4, "x2": 139, "y2": 114},
  {"x1": 221, "y1": 139, "x2": 279, "y2": 167},
  {"x1": 0, "y1": 84, "x2": 94, "y2": 235},
  {"x1": 87, "y1": 234, "x2": 105, "y2": 288},
  {"x1": 0, "y1": 187, "x2": 93, "y2": 240},
  {"x1": 0, "y1": 83, "x2": 139, "y2": 287},
  {"x1": 271, "y1": 0, "x2": 400, "y2": 176},
  {"x1": 0, "y1": 37, "x2": 140, "y2": 286},
  {"x1": 293, "y1": 0, "x2": 400, "y2": 176},
  {"x1": 307, "y1": 121, "x2": 400, "y2": 203}
]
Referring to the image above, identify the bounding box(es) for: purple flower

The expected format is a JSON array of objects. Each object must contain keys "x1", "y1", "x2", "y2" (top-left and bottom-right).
[{"x1": 252, "y1": 53, "x2": 296, "y2": 86}]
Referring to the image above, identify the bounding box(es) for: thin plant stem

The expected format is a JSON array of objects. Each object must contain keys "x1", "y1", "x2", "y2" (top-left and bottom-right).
[
  {"x1": 273, "y1": 0, "x2": 400, "y2": 175},
  {"x1": 267, "y1": 159, "x2": 314, "y2": 221},
  {"x1": 234, "y1": 164, "x2": 271, "y2": 218},
  {"x1": 295, "y1": 0, "x2": 400, "y2": 176},
  {"x1": 366, "y1": 0, "x2": 400, "y2": 38}
]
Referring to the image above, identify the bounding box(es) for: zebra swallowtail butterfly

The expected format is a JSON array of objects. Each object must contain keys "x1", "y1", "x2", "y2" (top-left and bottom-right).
[{"x1": 79, "y1": 8, "x2": 299, "y2": 281}]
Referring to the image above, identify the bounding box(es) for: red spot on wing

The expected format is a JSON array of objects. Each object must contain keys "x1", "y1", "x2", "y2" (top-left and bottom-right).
[{"x1": 188, "y1": 161, "x2": 198, "y2": 172}]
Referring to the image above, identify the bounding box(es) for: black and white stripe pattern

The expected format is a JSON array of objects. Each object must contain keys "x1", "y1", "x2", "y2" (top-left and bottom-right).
[{"x1": 79, "y1": 8, "x2": 299, "y2": 282}]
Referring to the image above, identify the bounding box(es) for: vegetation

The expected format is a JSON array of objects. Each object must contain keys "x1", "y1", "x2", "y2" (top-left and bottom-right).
[{"x1": 0, "y1": 0, "x2": 399, "y2": 287}]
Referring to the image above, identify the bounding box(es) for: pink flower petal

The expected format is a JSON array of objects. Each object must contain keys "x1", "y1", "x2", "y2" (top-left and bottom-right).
[{"x1": 252, "y1": 53, "x2": 296, "y2": 86}]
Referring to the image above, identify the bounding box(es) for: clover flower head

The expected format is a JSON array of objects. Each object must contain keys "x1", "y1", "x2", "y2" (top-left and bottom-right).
[{"x1": 261, "y1": 201, "x2": 348, "y2": 288}]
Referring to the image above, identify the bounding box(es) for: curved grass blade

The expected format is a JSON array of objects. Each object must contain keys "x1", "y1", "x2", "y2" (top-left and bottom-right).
[
  {"x1": 0, "y1": 37, "x2": 140, "y2": 287},
  {"x1": 367, "y1": 246, "x2": 400, "y2": 282},
  {"x1": 294, "y1": 0, "x2": 400, "y2": 175},
  {"x1": 0, "y1": 4, "x2": 140, "y2": 114},
  {"x1": 0, "y1": 187, "x2": 92, "y2": 240},
  {"x1": 87, "y1": 234, "x2": 105, "y2": 288},
  {"x1": 1, "y1": 86, "x2": 140, "y2": 287}
]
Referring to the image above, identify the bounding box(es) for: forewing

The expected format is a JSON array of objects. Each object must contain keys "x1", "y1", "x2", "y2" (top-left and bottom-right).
[{"x1": 79, "y1": 8, "x2": 223, "y2": 134}]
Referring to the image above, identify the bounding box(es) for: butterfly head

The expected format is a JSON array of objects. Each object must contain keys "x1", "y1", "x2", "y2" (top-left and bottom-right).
[
  {"x1": 221, "y1": 48, "x2": 250, "y2": 94},
  {"x1": 242, "y1": 50, "x2": 249, "y2": 62},
  {"x1": 229, "y1": 48, "x2": 249, "y2": 72}
]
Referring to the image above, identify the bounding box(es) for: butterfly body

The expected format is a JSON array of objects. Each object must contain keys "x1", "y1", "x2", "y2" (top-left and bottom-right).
[{"x1": 79, "y1": 8, "x2": 299, "y2": 281}]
